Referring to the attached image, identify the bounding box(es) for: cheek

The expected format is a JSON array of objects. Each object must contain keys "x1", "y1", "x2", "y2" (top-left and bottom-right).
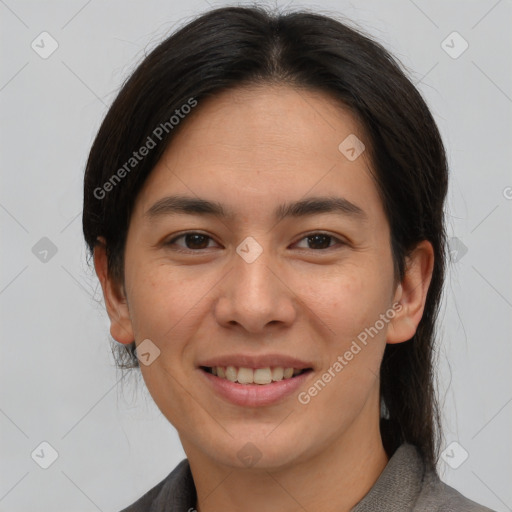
[
  {"x1": 298, "y1": 262, "x2": 390, "y2": 418},
  {"x1": 300, "y1": 260, "x2": 392, "y2": 344},
  {"x1": 125, "y1": 262, "x2": 201, "y2": 345}
]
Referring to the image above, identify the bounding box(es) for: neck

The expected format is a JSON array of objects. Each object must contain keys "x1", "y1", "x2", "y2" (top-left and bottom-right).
[{"x1": 184, "y1": 396, "x2": 389, "y2": 512}]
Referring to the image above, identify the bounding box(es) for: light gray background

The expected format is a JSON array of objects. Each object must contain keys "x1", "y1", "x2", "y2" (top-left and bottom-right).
[{"x1": 1, "y1": 0, "x2": 511, "y2": 511}]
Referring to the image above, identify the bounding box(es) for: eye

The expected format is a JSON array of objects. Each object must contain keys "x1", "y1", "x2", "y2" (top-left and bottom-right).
[
  {"x1": 293, "y1": 232, "x2": 345, "y2": 250},
  {"x1": 164, "y1": 231, "x2": 346, "y2": 252},
  {"x1": 166, "y1": 232, "x2": 219, "y2": 251}
]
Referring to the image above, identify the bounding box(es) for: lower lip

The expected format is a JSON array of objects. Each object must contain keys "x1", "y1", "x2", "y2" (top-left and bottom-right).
[{"x1": 199, "y1": 368, "x2": 313, "y2": 407}]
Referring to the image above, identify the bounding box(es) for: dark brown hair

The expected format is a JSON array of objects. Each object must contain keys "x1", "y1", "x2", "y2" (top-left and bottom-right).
[{"x1": 83, "y1": 5, "x2": 448, "y2": 470}]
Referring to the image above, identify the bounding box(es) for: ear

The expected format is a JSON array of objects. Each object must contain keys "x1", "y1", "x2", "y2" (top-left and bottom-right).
[
  {"x1": 93, "y1": 237, "x2": 134, "y2": 344},
  {"x1": 386, "y1": 240, "x2": 434, "y2": 344}
]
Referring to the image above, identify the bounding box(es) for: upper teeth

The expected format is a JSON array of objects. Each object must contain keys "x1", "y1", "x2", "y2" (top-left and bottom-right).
[{"x1": 210, "y1": 366, "x2": 303, "y2": 384}]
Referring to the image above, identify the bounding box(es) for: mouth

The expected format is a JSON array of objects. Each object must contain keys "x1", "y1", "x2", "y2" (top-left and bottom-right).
[{"x1": 200, "y1": 366, "x2": 313, "y2": 385}]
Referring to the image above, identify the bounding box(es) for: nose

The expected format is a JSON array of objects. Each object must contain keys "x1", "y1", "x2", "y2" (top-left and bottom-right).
[{"x1": 213, "y1": 245, "x2": 297, "y2": 335}]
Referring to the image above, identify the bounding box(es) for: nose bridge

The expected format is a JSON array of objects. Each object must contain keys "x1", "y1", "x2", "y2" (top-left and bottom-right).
[
  {"x1": 214, "y1": 237, "x2": 296, "y2": 332},
  {"x1": 235, "y1": 245, "x2": 275, "y2": 302}
]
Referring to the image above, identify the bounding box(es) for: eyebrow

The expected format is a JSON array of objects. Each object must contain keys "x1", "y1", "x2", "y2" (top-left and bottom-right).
[{"x1": 144, "y1": 194, "x2": 367, "y2": 223}]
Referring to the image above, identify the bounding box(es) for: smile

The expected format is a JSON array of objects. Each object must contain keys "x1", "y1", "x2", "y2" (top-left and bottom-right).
[
  {"x1": 199, "y1": 365, "x2": 314, "y2": 407},
  {"x1": 201, "y1": 366, "x2": 311, "y2": 384}
]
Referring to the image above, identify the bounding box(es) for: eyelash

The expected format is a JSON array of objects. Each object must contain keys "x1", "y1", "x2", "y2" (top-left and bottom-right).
[{"x1": 164, "y1": 231, "x2": 346, "y2": 253}]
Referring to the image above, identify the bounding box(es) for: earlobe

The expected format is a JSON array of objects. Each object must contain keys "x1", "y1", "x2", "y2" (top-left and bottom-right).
[
  {"x1": 386, "y1": 240, "x2": 434, "y2": 345},
  {"x1": 93, "y1": 237, "x2": 134, "y2": 344}
]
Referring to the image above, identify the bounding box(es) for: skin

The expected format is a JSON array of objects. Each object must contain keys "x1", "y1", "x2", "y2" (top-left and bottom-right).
[{"x1": 94, "y1": 84, "x2": 434, "y2": 512}]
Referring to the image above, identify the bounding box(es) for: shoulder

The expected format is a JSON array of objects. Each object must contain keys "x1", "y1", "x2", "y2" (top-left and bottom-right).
[
  {"x1": 351, "y1": 443, "x2": 495, "y2": 512},
  {"x1": 415, "y1": 454, "x2": 495, "y2": 512},
  {"x1": 417, "y1": 477, "x2": 495, "y2": 511},
  {"x1": 118, "y1": 459, "x2": 196, "y2": 512}
]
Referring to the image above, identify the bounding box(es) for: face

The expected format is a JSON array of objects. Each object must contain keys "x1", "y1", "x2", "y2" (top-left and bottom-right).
[{"x1": 102, "y1": 85, "x2": 415, "y2": 470}]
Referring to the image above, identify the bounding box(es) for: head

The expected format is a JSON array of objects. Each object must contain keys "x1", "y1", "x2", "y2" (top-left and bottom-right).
[{"x1": 83, "y1": 6, "x2": 447, "y2": 471}]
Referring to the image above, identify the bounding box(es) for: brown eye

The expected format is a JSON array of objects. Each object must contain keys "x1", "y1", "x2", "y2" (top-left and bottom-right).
[
  {"x1": 306, "y1": 234, "x2": 332, "y2": 249},
  {"x1": 294, "y1": 232, "x2": 344, "y2": 250},
  {"x1": 184, "y1": 234, "x2": 210, "y2": 249},
  {"x1": 166, "y1": 232, "x2": 218, "y2": 251}
]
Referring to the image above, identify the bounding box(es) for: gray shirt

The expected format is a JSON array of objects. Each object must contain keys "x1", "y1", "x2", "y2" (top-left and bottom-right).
[{"x1": 119, "y1": 443, "x2": 495, "y2": 511}]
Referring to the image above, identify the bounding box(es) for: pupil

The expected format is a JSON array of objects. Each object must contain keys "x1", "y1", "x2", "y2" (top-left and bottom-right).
[
  {"x1": 186, "y1": 234, "x2": 208, "y2": 249},
  {"x1": 308, "y1": 234, "x2": 330, "y2": 249}
]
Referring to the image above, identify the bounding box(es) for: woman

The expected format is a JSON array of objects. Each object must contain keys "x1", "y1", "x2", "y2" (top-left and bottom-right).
[{"x1": 82, "y1": 6, "x2": 494, "y2": 511}]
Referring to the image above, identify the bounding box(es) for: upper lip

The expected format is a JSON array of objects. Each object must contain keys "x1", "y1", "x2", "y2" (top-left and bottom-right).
[{"x1": 198, "y1": 354, "x2": 313, "y2": 370}]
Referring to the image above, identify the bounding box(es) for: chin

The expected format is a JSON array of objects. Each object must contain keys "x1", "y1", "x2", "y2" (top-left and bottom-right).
[{"x1": 200, "y1": 427, "x2": 312, "y2": 471}]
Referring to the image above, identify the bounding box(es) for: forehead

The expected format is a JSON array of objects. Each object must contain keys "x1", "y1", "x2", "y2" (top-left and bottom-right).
[{"x1": 133, "y1": 84, "x2": 384, "y2": 223}]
